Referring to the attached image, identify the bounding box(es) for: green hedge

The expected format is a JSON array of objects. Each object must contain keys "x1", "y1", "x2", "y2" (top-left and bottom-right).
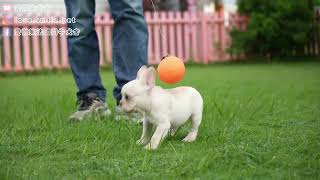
[{"x1": 230, "y1": 0, "x2": 318, "y2": 58}]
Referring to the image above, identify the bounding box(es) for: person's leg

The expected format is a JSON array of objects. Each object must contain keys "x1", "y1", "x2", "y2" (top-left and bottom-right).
[
  {"x1": 108, "y1": 0, "x2": 148, "y2": 104},
  {"x1": 65, "y1": 0, "x2": 111, "y2": 122},
  {"x1": 64, "y1": 0, "x2": 106, "y2": 101}
]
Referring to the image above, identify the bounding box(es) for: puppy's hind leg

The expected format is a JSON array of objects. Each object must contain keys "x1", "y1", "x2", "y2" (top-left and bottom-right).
[{"x1": 183, "y1": 112, "x2": 202, "y2": 143}]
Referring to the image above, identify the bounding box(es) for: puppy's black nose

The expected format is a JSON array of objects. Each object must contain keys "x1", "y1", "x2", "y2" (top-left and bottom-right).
[{"x1": 119, "y1": 101, "x2": 123, "y2": 106}]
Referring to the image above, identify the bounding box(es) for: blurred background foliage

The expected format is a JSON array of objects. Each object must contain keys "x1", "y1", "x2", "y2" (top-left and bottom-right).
[{"x1": 230, "y1": 0, "x2": 319, "y2": 58}]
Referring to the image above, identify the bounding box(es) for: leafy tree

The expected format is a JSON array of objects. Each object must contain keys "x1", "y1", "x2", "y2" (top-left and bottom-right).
[{"x1": 230, "y1": 0, "x2": 317, "y2": 58}]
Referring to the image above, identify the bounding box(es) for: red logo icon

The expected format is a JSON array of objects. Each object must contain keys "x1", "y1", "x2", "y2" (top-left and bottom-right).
[{"x1": 3, "y1": 4, "x2": 12, "y2": 12}]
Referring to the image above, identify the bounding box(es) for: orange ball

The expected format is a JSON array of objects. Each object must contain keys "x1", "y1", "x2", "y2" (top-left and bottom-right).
[{"x1": 157, "y1": 55, "x2": 185, "y2": 84}]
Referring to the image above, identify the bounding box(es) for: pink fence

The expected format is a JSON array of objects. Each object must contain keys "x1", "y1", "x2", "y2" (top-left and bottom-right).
[{"x1": 0, "y1": 12, "x2": 247, "y2": 73}]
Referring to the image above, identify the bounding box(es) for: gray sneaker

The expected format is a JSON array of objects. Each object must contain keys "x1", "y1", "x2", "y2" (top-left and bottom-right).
[
  {"x1": 115, "y1": 106, "x2": 143, "y2": 123},
  {"x1": 69, "y1": 92, "x2": 111, "y2": 122}
]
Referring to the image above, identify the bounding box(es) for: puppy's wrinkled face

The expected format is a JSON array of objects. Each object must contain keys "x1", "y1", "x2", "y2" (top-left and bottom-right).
[
  {"x1": 120, "y1": 66, "x2": 155, "y2": 113},
  {"x1": 120, "y1": 80, "x2": 144, "y2": 112}
]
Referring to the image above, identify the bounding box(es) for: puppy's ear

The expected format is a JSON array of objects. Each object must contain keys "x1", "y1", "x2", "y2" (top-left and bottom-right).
[
  {"x1": 146, "y1": 67, "x2": 155, "y2": 88},
  {"x1": 136, "y1": 65, "x2": 148, "y2": 80}
]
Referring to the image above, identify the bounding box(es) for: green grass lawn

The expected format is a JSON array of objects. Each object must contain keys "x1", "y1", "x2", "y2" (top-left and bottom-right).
[{"x1": 0, "y1": 62, "x2": 319, "y2": 179}]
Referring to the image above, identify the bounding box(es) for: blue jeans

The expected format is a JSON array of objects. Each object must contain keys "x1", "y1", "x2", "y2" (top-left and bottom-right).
[{"x1": 64, "y1": 0, "x2": 148, "y2": 104}]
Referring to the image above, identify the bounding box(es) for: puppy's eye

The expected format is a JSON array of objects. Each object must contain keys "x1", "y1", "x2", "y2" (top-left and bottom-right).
[{"x1": 125, "y1": 94, "x2": 130, "y2": 100}]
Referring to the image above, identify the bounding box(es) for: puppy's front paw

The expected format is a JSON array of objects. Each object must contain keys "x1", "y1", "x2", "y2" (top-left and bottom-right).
[
  {"x1": 169, "y1": 128, "x2": 178, "y2": 137},
  {"x1": 144, "y1": 143, "x2": 157, "y2": 150},
  {"x1": 182, "y1": 132, "x2": 197, "y2": 142},
  {"x1": 136, "y1": 138, "x2": 150, "y2": 145}
]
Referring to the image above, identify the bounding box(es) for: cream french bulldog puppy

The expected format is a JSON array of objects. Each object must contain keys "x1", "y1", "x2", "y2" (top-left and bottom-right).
[{"x1": 119, "y1": 66, "x2": 203, "y2": 150}]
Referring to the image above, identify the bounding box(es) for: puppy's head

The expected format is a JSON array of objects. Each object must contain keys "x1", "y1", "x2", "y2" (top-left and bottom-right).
[{"x1": 120, "y1": 66, "x2": 155, "y2": 112}]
